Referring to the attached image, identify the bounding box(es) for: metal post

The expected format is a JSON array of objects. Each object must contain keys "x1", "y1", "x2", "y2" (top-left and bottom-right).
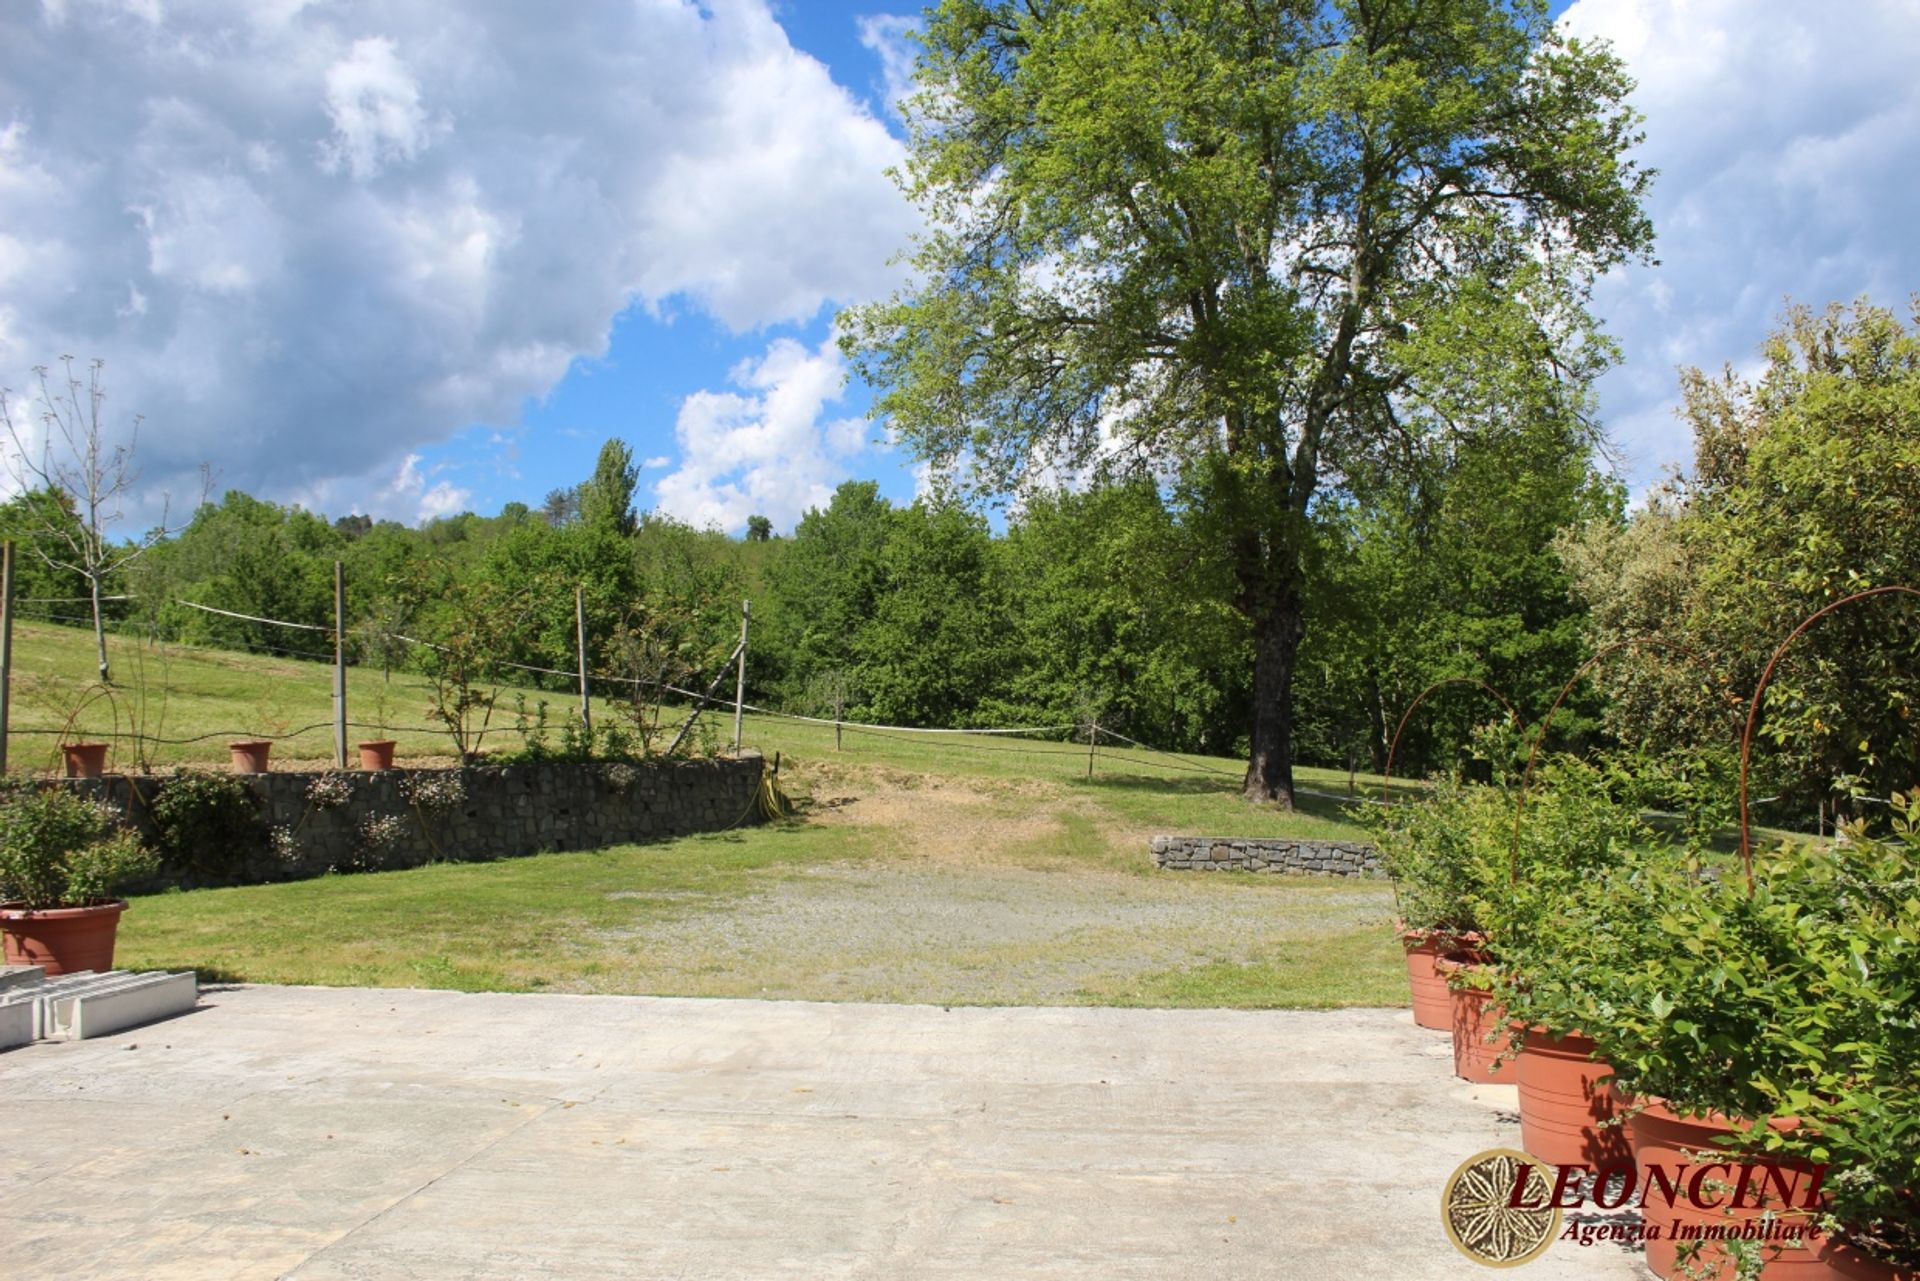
[
  {"x1": 575, "y1": 586, "x2": 591, "y2": 738},
  {"x1": 0, "y1": 541, "x2": 13, "y2": 775},
  {"x1": 733, "y1": 599, "x2": 749, "y2": 755},
  {"x1": 332, "y1": 560, "x2": 347, "y2": 768}
]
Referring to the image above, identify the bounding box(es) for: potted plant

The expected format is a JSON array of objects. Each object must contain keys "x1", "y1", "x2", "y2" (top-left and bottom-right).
[
  {"x1": 229, "y1": 740, "x2": 273, "y2": 773},
  {"x1": 1370, "y1": 776, "x2": 1500, "y2": 1032},
  {"x1": 1568, "y1": 802, "x2": 1919, "y2": 1279},
  {"x1": 0, "y1": 782, "x2": 159, "y2": 974},
  {"x1": 60, "y1": 741, "x2": 111, "y2": 778},
  {"x1": 358, "y1": 687, "x2": 398, "y2": 770},
  {"x1": 1479, "y1": 754, "x2": 1676, "y2": 1167}
]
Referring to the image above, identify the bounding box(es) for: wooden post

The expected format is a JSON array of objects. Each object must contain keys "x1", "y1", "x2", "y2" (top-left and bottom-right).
[
  {"x1": 332, "y1": 560, "x2": 347, "y2": 768},
  {"x1": 732, "y1": 599, "x2": 750, "y2": 755},
  {"x1": 575, "y1": 586, "x2": 591, "y2": 738},
  {"x1": 1087, "y1": 718, "x2": 1097, "y2": 779},
  {"x1": 835, "y1": 717, "x2": 842, "y2": 752},
  {"x1": 0, "y1": 541, "x2": 13, "y2": 776}
]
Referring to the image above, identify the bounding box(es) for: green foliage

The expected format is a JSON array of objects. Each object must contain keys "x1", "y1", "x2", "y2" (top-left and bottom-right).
[
  {"x1": 1564, "y1": 297, "x2": 1920, "y2": 824},
  {"x1": 0, "y1": 487, "x2": 94, "y2": 606},
  {"x1": 1304, "y1": 424, "x2": 1625, "y2": 775},
  {"x1": 1367, "y1": 751, "x2": 1650, "y2": 946},
  {"x1": 395, "y1": 558, "x2": 567, "y2": 756},
  {"x1": 1367, "y1": 776, "x2": 1511, "y2": 937},
  {"x1": 996, "y1": 480, "x2": 1249, "y2": 754},
  {"x1": 857, "y1": 500, "x2": 1012, "y2": 726},
  {"x1": 764, "y1": 480, "x2": 897, "y2": 705},
  {"x1": 149, "y1": 770, "x2": 264, "y2": 882},
  {"x1": 1452, "y1": 753, "x2": 1919, "y2": 1266},
  {"x1": 0, "y1": 782, "x2": 158, "y2": 908},
  {"x1": 844, "y1": 0, "x2": 1654, "y2": 798},
  {"x1": 578, "y1": 439, "x2": 639, "y2": 537},
  {"x1": 1531, "y1": 811, "x2": 1920, "y2": 1267}
]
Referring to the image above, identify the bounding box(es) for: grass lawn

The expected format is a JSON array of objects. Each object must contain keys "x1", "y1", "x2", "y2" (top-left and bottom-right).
[{"x1": 22, "y1": 619, "x2": 1407, "y2": 1008}]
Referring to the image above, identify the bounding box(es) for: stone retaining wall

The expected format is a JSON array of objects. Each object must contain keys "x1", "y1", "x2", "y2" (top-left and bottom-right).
[
  {"x1": 46, "y1": 754, "x2": 766, "y2": 889},
  {"x1": 1151, "y1": 835, "x2": 1380, "y2": 876}
]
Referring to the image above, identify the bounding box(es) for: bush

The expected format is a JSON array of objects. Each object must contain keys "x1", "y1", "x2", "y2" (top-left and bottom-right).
[
  {"x1": 1365, "y1": 754, "x2": 1648, "y2": 945},
  {"x1": 149, "y1": 770, "x2": 265, "y2": 881},
  {"x1": 1557, "y1": 807, "x2": 1920, "y2": 1268},
  {"x1": 0, "y1": 783, "x2": 158, "y2": 909}
]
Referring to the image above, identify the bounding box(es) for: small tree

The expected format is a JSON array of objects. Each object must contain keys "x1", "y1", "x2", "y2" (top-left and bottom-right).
[
  {"x1": 578, "y1": 439, "x2": 639, "y2": 537},
  {"x1": 0, "y1": 357, "x2": 204, "y2": 683},
  {"x1": 745, "y1": 515, "x2": 773, "y2": 542},
  {"x1": 397, "y1": 567, "x2": 541, "y2": 759},
  {"x1": 805, "y1": 668, "x2": 854, "y2": 749},
  {"x1": 608, "y1": 612, "x2": 700, "y2": 757},
  {"x1": 540, "y1": 486, "x2": 580, "y2": 527}
]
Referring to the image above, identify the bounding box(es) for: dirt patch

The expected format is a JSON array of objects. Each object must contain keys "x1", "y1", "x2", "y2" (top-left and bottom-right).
[{"x1": 579, "y1": 757, "x2": 1396, "y2": 1004}]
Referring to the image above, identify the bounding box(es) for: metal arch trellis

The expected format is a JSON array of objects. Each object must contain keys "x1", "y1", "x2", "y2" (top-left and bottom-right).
[
  {"x1": 1735, "y1": 584, "x2": 1920, "y2": 895},
  {"x1": 1508, "y1": 637, "x2": 1711, "y2": 884},
  {"x1": 1380, "y1": 677, "x2": 1521, "y2": 805}
]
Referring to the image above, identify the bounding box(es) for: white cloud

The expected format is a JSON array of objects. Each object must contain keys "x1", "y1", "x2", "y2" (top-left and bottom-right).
[
  {"x1": 345, "y1": 451, "x2": 471, "y2": 524},
  {"x1": 654, "y1": 333, "x2": 870, "y2": 532},
  {"x1": 320, "y1": 37, "x2": 440, "y2": 180},
  {"x1": 1561, "y1": 0, "x2": 1920, "y2": 484},
  {"x1": 0, "y1": 0, "x2": 916, "y2": 517},
  {"x1": 856, "y1": 14, "x2": 920, "y2": 121}
]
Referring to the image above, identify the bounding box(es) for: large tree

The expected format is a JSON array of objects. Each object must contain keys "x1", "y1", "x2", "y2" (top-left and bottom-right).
[{"x1": 843, "y1": 0, "x2": 1653, "y2": 805}]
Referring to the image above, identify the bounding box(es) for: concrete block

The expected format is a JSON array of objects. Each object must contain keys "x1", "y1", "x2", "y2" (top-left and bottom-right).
[
  {"x1": 47, "y1": 971, "x2": 198, "y2": 1041},
  {"x1": 0, "y1": 997, "x2": 33, "y2": 1050},
  {"x1": 0, "y1": 965, "x2": 47, "y2": 991}
]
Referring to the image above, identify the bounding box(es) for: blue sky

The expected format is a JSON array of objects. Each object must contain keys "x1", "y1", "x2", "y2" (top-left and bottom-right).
[{"x1": 2, "y1": 0, "x2": 1916, "y2": 533}]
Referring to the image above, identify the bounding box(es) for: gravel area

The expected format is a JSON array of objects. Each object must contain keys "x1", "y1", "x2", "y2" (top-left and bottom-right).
[{"x1": 599, "y1": 859, "x2": 1396, "y2": 1004}]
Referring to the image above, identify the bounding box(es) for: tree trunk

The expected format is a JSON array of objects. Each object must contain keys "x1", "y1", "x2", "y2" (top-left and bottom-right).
[
  {"x1": 1365, "y1": 671, "x2": 1389, "y2": 774},
  {"x1": 90, "y1": 575, "x2": 111, "y2": 685},
  {"x1": 1242, "y1": 591, "x2": 1306, "y2": 808}
]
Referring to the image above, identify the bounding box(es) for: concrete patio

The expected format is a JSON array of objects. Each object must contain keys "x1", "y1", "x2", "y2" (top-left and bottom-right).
[{"x1": 0, "y1": 987, "x2": 1649, "y2": 1279}]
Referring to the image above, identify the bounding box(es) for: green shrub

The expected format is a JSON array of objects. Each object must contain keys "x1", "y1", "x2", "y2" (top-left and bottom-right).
[
  {"x1": 1366, "y1": 754, "x2": 1648, "y2": 945},
  {"x1": 149, "y1": 770, "x2": 265, "y2": 881},
  {"x1": 1558, "y1": 806, "x2": 1920, "y2": 1268},
  {"x1": 1366, "y1": 776, "x2": 1508, "y2": 939},
  {"x1": 0, "y1": 783, "x2": 158, "y2": 909}
]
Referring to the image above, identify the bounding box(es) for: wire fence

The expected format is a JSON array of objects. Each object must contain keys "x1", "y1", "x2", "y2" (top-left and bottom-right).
[{"x1": 3, "y1": 581, "x2": 1285, "y2": 788}]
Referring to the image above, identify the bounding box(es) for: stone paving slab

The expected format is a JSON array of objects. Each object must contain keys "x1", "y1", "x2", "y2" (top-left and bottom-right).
[{"x1": 0, "y1": 986, "x2": 1651, "y2": 1280}]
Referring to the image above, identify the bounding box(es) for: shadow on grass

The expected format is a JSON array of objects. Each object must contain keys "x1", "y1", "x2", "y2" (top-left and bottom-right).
[
  {"x1": 1077, "y1": 773, "x2": 1367, "y2": 823},
  {"x1": 1078, "y1": 774, "x2": 1231, "y2": 797},
  {"x1": 179, "y1": 965, "x2": 252, "y2": 985}
]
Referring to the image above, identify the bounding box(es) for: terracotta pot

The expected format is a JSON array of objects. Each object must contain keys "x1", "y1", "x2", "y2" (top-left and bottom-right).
[
  {"x1": 1514, "y1": 1027, "x2": 1629, "y2": 1166},
  {"x1": 1436, "y1": 956, "x2": 1512, "y2": 1082},
  {"x1": 61, "y1": 742, "x2": 110, "y2": 778},
  {"x1": 1627, "y1": 1097, "x2": 1839, "y2": 1280},
  {"x1": 1401, "y1": 932, "x2": 1453, "y2": 1030},
  {"x1": 0, "y1": 899, "x2": 127, "y2": 975},
  {"x1": 229, "y1": 740, "x2": 273, "y2": 773},
  {"x1": 358, "y1": 740, "x2": 397, "y2": 771},
  {"x1": 1827, "y1": 1242, "x2": 1919, "y2": 1281}
]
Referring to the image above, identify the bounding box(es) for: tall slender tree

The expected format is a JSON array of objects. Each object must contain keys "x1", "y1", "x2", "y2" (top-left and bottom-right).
[
  {"x1": 843, "y1": 0, "x2": 1654, "y2": 805},
  {"x1": 578, "y1": 439, "x2": 639, "y2": 538},
  {"x1": 0, "y1": 357, "x2": 203, "y2": 684}
]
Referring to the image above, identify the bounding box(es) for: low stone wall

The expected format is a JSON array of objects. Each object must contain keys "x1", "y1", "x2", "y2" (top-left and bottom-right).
[
  {"x1": 1151, "y1": 835, "x2": 1380, "y2": 876},
  {"x1": 48, "y1": 754, "x2": 766, "y2": 889}
]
